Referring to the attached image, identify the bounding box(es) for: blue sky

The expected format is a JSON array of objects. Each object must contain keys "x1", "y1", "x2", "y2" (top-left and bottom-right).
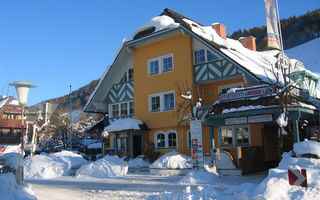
[{"x1": 0, "y1": 0, "x2": 319, "y2": 106}]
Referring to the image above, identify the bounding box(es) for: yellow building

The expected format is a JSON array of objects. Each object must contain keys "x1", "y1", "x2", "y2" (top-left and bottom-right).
[{"x1": 84, "y1": 9, "x2": 320, "y2": 173}]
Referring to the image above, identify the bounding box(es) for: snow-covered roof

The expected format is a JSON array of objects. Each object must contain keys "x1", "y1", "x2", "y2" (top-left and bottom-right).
[{"x1": 104, "y1": 118, "x2": 144, "y2": 132}]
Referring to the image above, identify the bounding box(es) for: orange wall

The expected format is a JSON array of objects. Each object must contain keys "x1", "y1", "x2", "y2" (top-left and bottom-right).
[
  {"x1": 134, "y1": 34, "x2": 194, "y2": 129},
  {"x1": 199, "y1": 77, "x2": 249, "y2": 106}
]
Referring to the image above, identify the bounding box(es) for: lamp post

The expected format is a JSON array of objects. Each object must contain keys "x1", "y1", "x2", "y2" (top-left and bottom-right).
[{"x1": 9, "y1": 81, "x2": 36, "y2": 184}]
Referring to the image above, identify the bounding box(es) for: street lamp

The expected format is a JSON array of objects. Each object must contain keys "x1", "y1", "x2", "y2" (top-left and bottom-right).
[{"x1": 9, "y1": 81, "x2": 36, "y2": 184}]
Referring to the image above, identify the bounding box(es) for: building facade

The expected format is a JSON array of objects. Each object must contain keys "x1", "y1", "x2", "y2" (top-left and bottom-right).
[{"x1": 84, "y1": 9, "x2": 320, "y2": 172}]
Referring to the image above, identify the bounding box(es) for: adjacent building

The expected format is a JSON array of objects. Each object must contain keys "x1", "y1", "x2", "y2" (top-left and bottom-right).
[{"x1": 84, "y1": 9, "x2": 320, "y2": 173}]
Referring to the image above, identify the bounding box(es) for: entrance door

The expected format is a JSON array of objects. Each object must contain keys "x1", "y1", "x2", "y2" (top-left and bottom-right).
[
  {"x1": 262, "y1": 126, "x2": 280, "y2": 165},
  {"x1": 133, "y1": 135, "x2": 141, "y2": 158}
]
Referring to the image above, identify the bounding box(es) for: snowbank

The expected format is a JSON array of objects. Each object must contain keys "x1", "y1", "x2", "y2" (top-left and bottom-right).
[
  {"x1": 76, "y1": 155, "x2": 128, "y2": 178},
  {"x1": 221, "y1": 140, "x2": 320, "y2": 200},
  {"x1": 150, "y1": 151, "x2": 192, "y2": 169},
  {"x1": 179, "y1": 166, "x2": 219, "y2": 185},
  {"x1": 293, "y1": 140, "x2": 320, "y2": 157},
  {"x1": 0, "y1": 152, "x2": 23, "y2": 170},
  {"x1": 0, "y1": 173, "x2": 37, "y2": 200},
  {"x1": 24, "y1": 150, "x2": 88, "y2": 178},
  {"x1": 127, "y1": 155, "x2": 150, "y2": 168}
]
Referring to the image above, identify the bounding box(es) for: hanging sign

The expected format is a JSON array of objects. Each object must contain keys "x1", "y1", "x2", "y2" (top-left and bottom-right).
[
  {"x1": 288, "y1": 169, "x2": 307, "y2": 187},
  {"x1": 190, "y1": 120, "x2": 204, "y2": 169}
]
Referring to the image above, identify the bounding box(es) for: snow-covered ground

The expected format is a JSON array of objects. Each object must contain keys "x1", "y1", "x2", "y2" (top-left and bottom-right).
[{"x1": 1, "y1": 140, "x2": 320, "y2": 199}]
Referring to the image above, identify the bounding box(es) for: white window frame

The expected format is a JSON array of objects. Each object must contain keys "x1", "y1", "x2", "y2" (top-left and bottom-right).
[
  {"x1": 148, "y1": 53, "x2": 174, "y2": 76},
  {"x1": 148, "y1": 91, "x2": 175, "y2": 113},
  {"x1": 154, "y1": 130, "x2": 178, "y2": 149},
  {"x1": 218, "y1": 125, "x2": 251, "y2": 147},
  {"x1": 120, "y1": 68, "x2": 134, "y2": 83},
  {"x1": 110, "y1": 101, "x2": 134, "y2": 117},
  {"x1": 218, "y1": 83, "x2": 244, "y2": 95}
]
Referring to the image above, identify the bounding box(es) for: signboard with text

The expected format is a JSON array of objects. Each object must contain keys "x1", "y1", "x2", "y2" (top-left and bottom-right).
[
  {"x1": 220, "y1": 87, "x2": 274, "y2": 102},
  {"x1": 190, "y1": 120, "x2": 204, "y2": 169}
]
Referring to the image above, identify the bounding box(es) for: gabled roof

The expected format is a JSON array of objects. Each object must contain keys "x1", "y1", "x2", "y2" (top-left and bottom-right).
[{"x1": 84, "y1": 8, "x2": 318, "y2": 113}]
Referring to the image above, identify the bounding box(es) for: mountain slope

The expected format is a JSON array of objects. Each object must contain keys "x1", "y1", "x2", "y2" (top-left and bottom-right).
[{"x1": 286, "y1": 38, "x2": 320, "y2": 74}]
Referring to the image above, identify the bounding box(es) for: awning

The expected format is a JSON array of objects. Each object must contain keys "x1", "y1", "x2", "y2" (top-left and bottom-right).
[{"x1": 103, "y1": 118, "x2": 148, "y2": 135}]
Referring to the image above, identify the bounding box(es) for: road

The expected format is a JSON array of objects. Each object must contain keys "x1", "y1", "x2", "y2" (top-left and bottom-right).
[{"x1": 26, "y1": 169, "x2": 267, "y2": 200}]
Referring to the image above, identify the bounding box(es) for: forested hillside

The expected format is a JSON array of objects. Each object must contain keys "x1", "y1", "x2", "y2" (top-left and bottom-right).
[{"x1": 230, "y1": 9, "x2": 320, "y2": 50}]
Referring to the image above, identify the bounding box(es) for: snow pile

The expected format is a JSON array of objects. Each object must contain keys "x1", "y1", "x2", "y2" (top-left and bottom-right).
[
  {"x1": 0, "y1": 152, "x2": 23, "y2": 170},
  {"x1": 222, "y1": 140, "x2": 320, "y2": 200},
  {"x1": 104, "y1": 118, "x2": 143, "y2": 133},
  {"x1": 293, "y1": 140, "x2": 320, "y2": 157},
  {"x1": 76, "y1": 155, "x2": 128, "y2": 178},
  {"x1": 127, "y1": 155, "x2": 150, "y2": 168},
  {"x1": 179, "y1": 167, "x2": 219, "y2": 185},
  {"x1": 24, "y1": 151, "x2": 88, "y2": 178},
  {"x1": 87, "y1": 142, "x2": 102, "y2": 149},
  {"x1": 0, "y1": 173, "x2": 37, "y2": 200},
  {"x1": 150, "y1": 151, "x2": 192, "y2": 169}
]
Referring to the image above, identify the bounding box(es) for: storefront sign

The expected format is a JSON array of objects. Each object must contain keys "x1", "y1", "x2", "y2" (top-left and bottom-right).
[
  {"x1": 220, "y1": 87, "x2": 274, "y2": 102},
  {"x1": 190, "y1": 120, "x2": 204, "y2": 169},
  {"x1": 225, "y1": 117, "x2": 247, "y2": 125},
  {"x1": 248, "y1": 114, "x2": 272, "y2": 123}
]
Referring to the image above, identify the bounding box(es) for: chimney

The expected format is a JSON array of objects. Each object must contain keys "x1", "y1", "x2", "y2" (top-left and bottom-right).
[
  {"x1": 212, "y1": 23, "x2": 226, "y2": 39},
  {"x1": 239, "y1": 36, "x2": 257, "y2": 51}
]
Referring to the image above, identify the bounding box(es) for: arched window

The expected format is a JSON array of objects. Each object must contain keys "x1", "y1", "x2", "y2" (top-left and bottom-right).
[
  {"x1": 168, "y1": 131, "x2": 177, "y2": 148},
  {"x1": 155, "y1": 132, "x2": 165, "y2": 148}
]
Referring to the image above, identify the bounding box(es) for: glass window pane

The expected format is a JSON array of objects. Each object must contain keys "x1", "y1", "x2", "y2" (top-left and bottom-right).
[
  {"x1": 163, "y1": 56, "x2": 173, "y2": 72},
  {"x1": 157, "y1": 133, "x2": 165, "y2": 148},
  {"x1": 220, "y1": 128, "x2": 233, "y2": 145},
  {"x1": 236, "y1": 127, "x2": 249, "y2": 145},
  {"x1": 150, "y1": 60, "x2": 159, "y2": 75},
  {"x1": 164, "y1": 93, "x2": 174, "y2": 110},
  {"x1": 121, "y1": 103, "x2": 128, "y2": 116},
  {"x1": 151, "y1": 96, "x2": 160, "y2": 112},
  {"x1": 112, "y1": 104, "x2": 119, "y2": 117},
  {"x1": 129, "y1": 102, "x2": 134, "y2": 115},
  {"x1": 207, "y1": 50, "x2": 218, "y2": 62},
  {"x1": 195, "y1": 49, "x2": 205, "y2": 64},
  {"x1": 168, "y1": 132, "x2": 176, "y2": 148},
  {"x1": 128, "y1": 69, "x2": 134, "y2": 81}
]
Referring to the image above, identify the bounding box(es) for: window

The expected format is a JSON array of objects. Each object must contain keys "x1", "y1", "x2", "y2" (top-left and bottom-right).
[
  {"x1": 187, "y1": 130, "x2": 191, "y2": 149},
  {"x1": 218, "y1": 83, "x2": 244, "y2": 95},
  {"x1": 163, "y1": 56, "x2": 173, "y2": 72},
  {"x1": 121, "y1": 103, "x2": 128, "y2": 116},
  {"x1": 194, "y1": 49, "x2": 218, "y2": 64},
  {"x1": 111, "y1": 101, "x2": 134, "y2": 117},
  {"x1": 168, "y1": 132, "x2": 177, "y2": 148},
  {"x1": 149, "y1": 60, "x2": 159, "y2": 75},
  {"x1": 112, "y1": 104, "x2": 119, "y2": 117},
  {"x1": 129, "y1": 102, "x2": 134, "y2": 115},
  {"x1": 155, "y1": 130, "x2": 178, "y2": 149},
  {"x1": 120, "y1": 69, "x2": 134, "y2": 83},
  {"x1": 219, "y1": 125, "x2": 250, "y2": 147},
  {"x1": 148, "y1": 54, "x2": 174, "y2": 75},
  {"x1": 195, "y1": 49, "x2": 205, "y2": 64},
  {"x1": 220, "y1": 127, "x2": 233, "y2": 146},
  {"x1": 156, "y1": 133, "x2": 166, "y2": 148},
  {"x1": 151, "y1": 96, "x2": 160, "y2": 112},
  {"x1": 235, "y1": 127, "x2": 249, "y2": 145},
  {"x1": 149, "y1": 91, "x2": 175, "y2": 113},
  {"x1": 117, "y1": 137, "x2": 127, "y2": 151},
  {"x1": 207, "y1": 50, "x2": 218, "y2": 62},
  {"x1": 164, "y1": 93, "x2": 174, "y2": 110}
]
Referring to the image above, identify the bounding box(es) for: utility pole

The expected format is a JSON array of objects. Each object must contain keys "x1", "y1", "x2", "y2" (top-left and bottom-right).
[{"x1": 69, "y1": 85, "x2": 72, "y2": 150}]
